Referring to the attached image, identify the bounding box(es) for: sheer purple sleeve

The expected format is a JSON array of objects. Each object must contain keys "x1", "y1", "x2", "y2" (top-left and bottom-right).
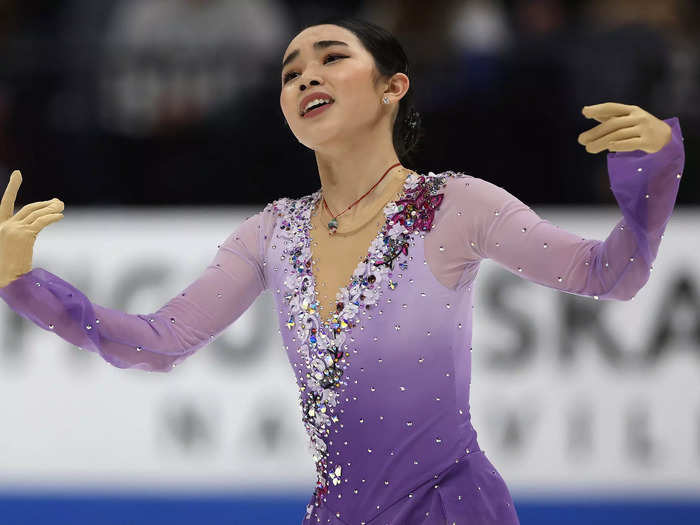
[
  {"x1": 429, "y1": 117, "x2": 685, "y2": 300},
  {"x1": 0, "y1": 205, "x2": 276, "y2": 372}
]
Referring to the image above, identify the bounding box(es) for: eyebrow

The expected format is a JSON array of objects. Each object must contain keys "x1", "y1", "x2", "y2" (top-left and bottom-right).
[{"x1": 282, "y1": 40, "x2": 349, "y2": 69}]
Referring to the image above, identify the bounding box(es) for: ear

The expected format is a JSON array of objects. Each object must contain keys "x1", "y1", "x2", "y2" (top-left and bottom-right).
[{"x1": 384, "y1": 72, "x2": 410, "y2": 104}]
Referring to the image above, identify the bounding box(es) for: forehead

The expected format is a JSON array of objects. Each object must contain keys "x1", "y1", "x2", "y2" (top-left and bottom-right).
[{"x1": 283, "y1": 24, "x2": 360, "y2": 58}]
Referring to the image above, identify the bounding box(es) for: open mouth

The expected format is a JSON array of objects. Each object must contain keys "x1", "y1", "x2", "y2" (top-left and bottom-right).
[{"x1": 302, "y1": 99, "x2": 335, "y2": 118}]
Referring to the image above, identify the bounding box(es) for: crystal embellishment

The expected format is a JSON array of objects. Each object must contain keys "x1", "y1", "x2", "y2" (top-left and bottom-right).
[{"x1": 274, "y1": 171, "x2": 458, "y2": 516}]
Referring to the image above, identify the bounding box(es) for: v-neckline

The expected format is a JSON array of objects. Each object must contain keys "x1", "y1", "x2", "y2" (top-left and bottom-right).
[
  {"x1": 303, "y1": 171, "x2": 416, "y2": 328},
  {"x1": 279, "y1": 169, "x2": 454, "y2": 513}
]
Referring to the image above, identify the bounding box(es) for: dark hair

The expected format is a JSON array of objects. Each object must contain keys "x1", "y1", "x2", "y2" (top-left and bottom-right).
[{"x1": 292, "y1": 16, "x2": 425, "y2": 166}]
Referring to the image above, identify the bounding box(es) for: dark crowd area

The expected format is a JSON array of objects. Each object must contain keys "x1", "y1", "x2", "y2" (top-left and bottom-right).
[{"x1": 0, "y1": 0, "x2": 698, "y2": 209}]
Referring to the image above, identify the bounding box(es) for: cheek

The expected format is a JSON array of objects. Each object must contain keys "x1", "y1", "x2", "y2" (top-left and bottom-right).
[
  {"x1": 281, "y1": 88, "x2": 300, "y2": 111},
  {"x1": 280, "y1": 92, "x2": 292, "y2": 115},
  {"x1": 338, "y1": 70, "x2": 378, "y2": 110}
]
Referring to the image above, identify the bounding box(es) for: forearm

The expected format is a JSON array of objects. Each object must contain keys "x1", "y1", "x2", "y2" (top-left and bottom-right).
[{"x1": 0, "y1": 268, "x2": 197, "y2": 372}]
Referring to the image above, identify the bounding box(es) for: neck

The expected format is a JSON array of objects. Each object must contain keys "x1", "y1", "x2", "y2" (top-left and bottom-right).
[{"x1": 315, "y1": 156, "x2": 409, "y2": 222}]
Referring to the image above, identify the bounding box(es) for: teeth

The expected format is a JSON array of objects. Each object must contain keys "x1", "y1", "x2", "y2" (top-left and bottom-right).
[{"x1": 304, "y1": 98, "x2": 332, "y2": 113}]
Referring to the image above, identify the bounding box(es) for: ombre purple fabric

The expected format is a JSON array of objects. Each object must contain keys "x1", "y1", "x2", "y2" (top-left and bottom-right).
[{"x1": 0, "y1": 117, "x2": 685, "y2": 524}]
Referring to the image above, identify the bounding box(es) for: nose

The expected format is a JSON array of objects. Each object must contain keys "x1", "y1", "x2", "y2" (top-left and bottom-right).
[{"x1": 299, "y1": 78, "x2": 321, "y2": 91}]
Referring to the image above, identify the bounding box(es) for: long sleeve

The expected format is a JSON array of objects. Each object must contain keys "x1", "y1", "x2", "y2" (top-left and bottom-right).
[
  {"x1": 428, "y1": 117, "x2": 685, "y2": 300},
  {"x1": 0, "y1": 205, "x2": 276, "y2": 372}
]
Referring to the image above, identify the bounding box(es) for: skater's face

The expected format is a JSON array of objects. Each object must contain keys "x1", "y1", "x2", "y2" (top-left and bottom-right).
[{"x1": 279, "y1": 24, "x2": 402, "y2": 150}]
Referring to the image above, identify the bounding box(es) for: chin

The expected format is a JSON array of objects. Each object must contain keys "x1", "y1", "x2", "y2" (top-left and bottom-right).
[{"x1": 297, "y1": 126, "x2": 345, "y2": 150}]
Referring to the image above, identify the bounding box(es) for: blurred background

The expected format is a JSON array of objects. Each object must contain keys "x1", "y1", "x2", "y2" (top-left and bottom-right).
[{"x1": 0, "y1": 0, "x2": 698, "y2": 524}]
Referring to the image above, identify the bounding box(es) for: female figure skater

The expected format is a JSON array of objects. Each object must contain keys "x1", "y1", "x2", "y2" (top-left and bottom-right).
[{"x1": 0, "y1": 16, "x2": 685, "y2": 525}]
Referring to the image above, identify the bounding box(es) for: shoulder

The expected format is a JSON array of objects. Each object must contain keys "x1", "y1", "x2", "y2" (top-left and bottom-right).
[
  {"x1": 263, "y1": 191, "x2": 319, "y2": 216},
  {"x1": 234, "y1": 195, "x2": 296, "y2": 239},
  {"x1": 438, "y1": 169, "x2": 513, "y2": 196},
  {"x1": 263, "y1": 196, "x2": 291, "y2": 217},
  {"x1": 423, "y1": 169, "x2": 501, "y2": 197},
  {"x1": 428, "y1": 170, "x2": 522, "y2": 219},
  {"x1": 431, "y1": 170, "x2": 474, "y2": 190},
  {"x1": 257, "y1": 191, "x2": 320, "y2": 239},
  {"x1": 427, "y1": 169, "x2": 493, "y2": 201},
  {"x1": 429, "y1": 170, "x2": 500, "y2": 193},
  {"x1": 259, "y1": 195, "x2": 299, "y2": 226}
]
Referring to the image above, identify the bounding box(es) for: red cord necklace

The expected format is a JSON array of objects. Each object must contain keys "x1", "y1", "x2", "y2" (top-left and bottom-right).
[{"x1": 322, "y1": 162, "x2": 402, "y2": 236}]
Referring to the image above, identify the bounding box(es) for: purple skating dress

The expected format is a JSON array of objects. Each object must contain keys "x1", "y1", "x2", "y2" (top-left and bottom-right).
[{"x1": 0, "y1": 118, "x2": 685, "y2": 524}]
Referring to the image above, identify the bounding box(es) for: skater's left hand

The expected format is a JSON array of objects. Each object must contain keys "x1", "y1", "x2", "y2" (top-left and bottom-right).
[{"x1": 578, "y1": 102, "x2": 672, "y2": 154}]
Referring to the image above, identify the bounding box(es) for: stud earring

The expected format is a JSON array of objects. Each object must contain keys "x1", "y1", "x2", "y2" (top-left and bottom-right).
[{"x1": 382, "y1": 96, "x2": 390, "y2": 104}]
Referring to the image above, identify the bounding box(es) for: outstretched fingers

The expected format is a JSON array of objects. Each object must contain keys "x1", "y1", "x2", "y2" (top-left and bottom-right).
[
  {"x1": 20, "y1": 200, "x2": 64, "y2": 229},
  {"x1": 585, "y1": 125, "x2": 642, "y2": 153},
  {"x1": 578, "y1": 114, "x2": 639, "y2": 147}
]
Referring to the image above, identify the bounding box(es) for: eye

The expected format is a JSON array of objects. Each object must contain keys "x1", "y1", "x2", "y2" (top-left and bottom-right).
[{"x1": 282, "y1": 54, "x2": 346, "y2": 84}]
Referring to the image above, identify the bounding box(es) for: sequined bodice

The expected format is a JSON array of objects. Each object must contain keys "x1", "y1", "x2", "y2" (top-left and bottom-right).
[{"x1": 272, "y1": 171, "x2": 475, "y2": 520}]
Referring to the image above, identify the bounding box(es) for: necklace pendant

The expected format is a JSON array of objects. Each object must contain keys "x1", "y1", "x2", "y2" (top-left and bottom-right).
[{"x1": 327, "y1": 217, "x2": 338, "y2": 235}]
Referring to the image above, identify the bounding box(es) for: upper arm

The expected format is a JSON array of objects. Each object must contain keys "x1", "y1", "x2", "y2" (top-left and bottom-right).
[
  {"x1": 155, "y1": 203, "x2": 277, "y2": 345},
  {"x1": 427, "y1": 174, "x2": 637, "y2": 299}
]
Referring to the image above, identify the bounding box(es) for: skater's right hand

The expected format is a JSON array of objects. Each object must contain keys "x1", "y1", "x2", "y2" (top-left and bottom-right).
[{"x1": 0, "y1": 170, "x2": 64, "y2": 288}]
